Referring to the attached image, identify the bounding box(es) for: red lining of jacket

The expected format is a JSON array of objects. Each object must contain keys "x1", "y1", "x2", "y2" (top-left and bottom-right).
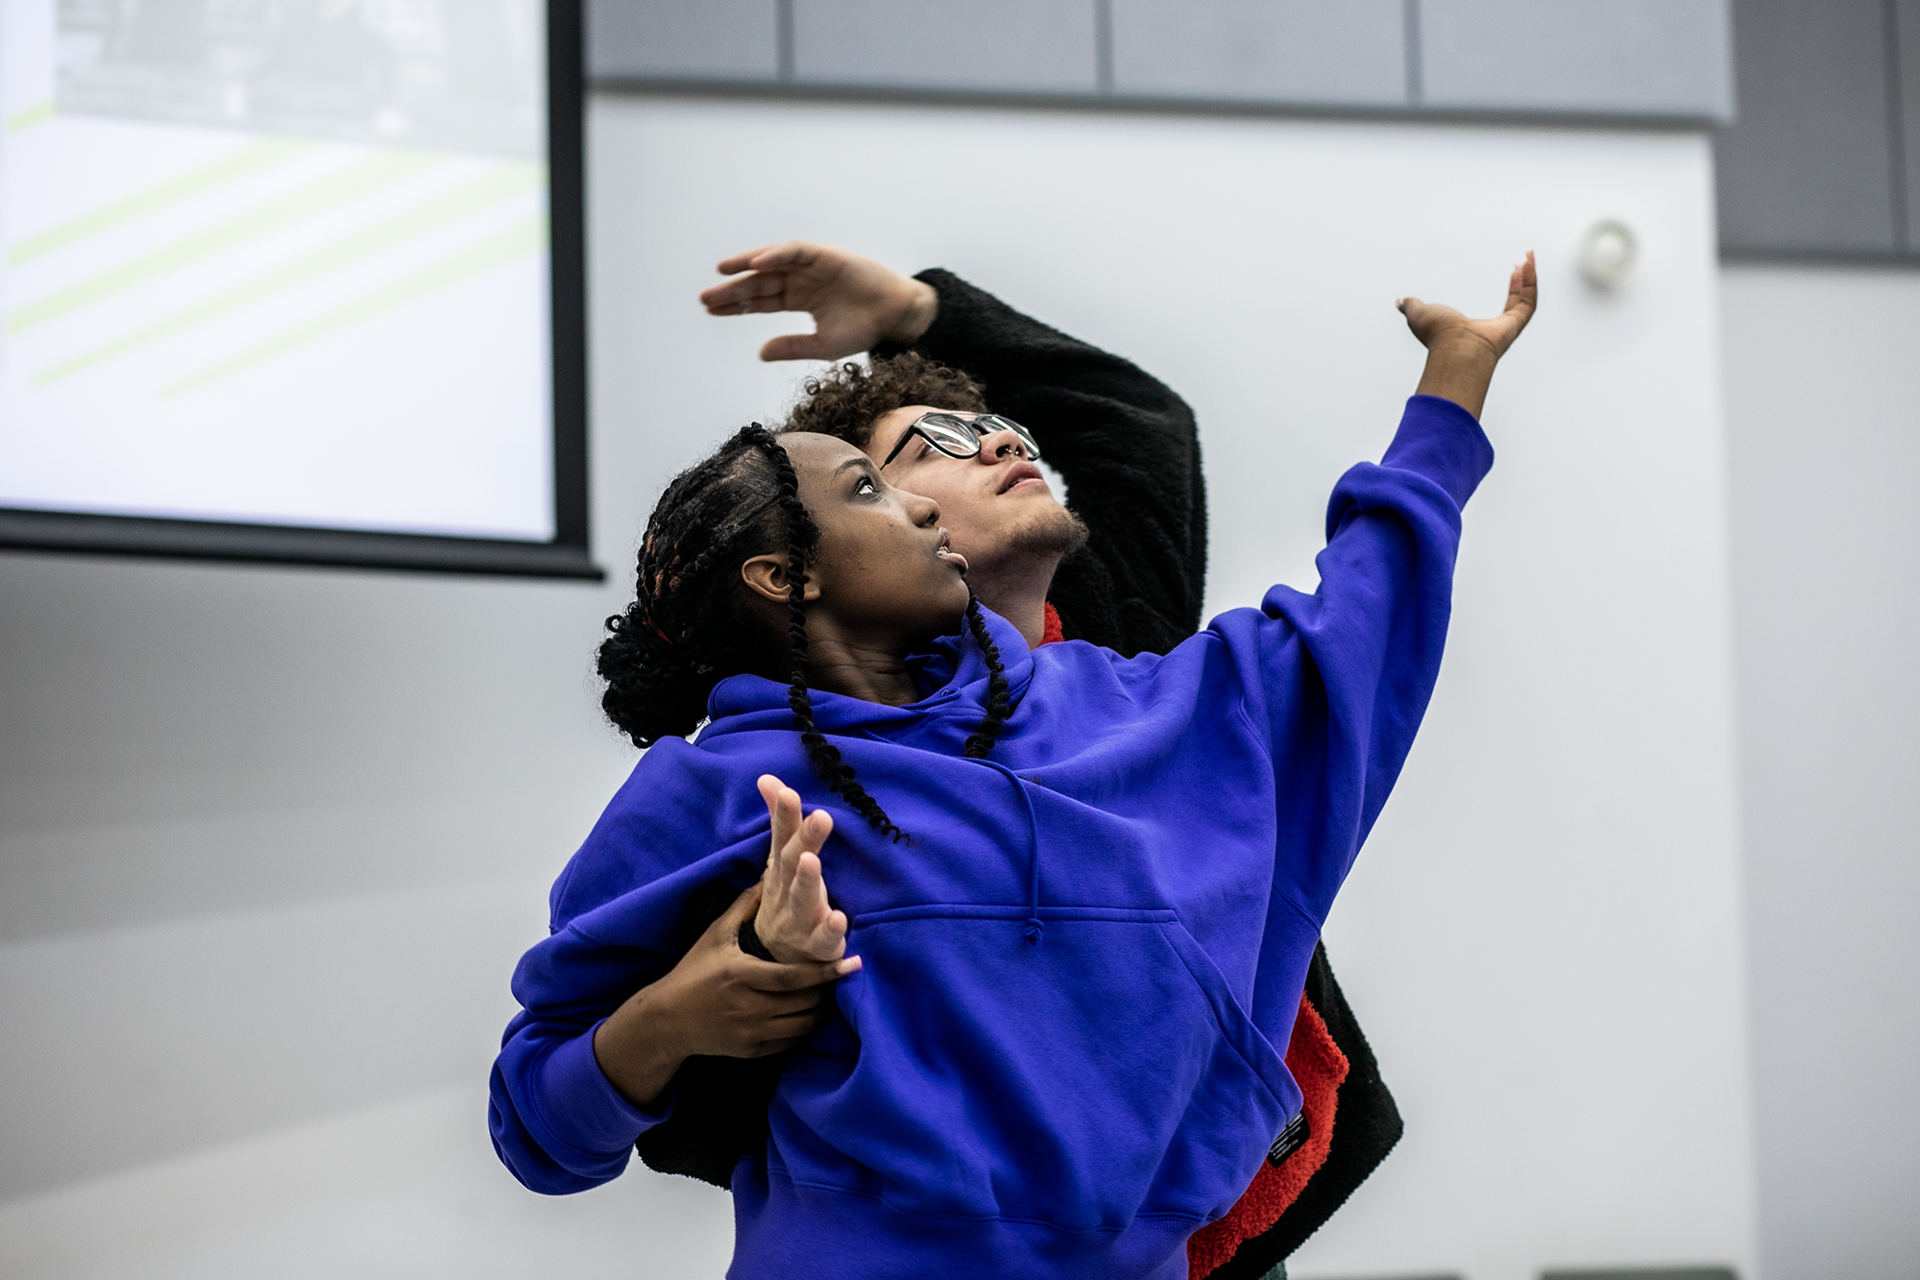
[{"x1": 1188, "y1": 993, "x2": 1348, "y2": 1277}]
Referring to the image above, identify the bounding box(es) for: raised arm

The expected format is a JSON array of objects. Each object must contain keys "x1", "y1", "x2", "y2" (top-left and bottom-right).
[
  {"x1": 701, "y1": 242, "x2": 1206, "y2": 656},
  {"x1": 1230, "y1": 256, "x2": 1535, "y2": 916},
  {"x1": 1399, "y1": 252, "x2": 1537, "y2": 419},
  {"x1": 698, "y1": 241, "x2": 937, "y2": 361}
]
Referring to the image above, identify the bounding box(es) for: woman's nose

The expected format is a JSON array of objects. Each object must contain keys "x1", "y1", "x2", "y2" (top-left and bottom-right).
[
  {"x1": 910, "y1": 492, "x2": 941, "y2": 526},
  {"x1": 975, "y1": 427, "x2": 1028, "y2": 462}
]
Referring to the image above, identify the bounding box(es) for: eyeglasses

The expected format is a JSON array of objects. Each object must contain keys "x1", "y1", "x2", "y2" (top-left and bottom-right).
[{"x1": 877, "y1": 412, "x2": 1043, "y2": 468}]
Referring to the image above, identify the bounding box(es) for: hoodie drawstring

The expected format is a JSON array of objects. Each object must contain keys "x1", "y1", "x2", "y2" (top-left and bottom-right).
[{"x1": 972, "y1": 758, "x2": 1044, "y2": 945}]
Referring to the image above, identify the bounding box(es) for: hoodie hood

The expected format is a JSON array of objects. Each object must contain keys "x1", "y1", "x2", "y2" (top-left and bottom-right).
[{"x1": 701, "y1": 605, "x2": 1037, "y2": 749}]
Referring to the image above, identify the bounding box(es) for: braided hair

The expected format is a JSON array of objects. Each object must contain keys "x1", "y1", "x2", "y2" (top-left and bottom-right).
[
  {"x1": 599, "y1": 425, "x2": 1012, "y2": 841},
  {"x1": 759, "y1": 432, "x2": 909, "y2": 842},
  {"x1": 598, "y1": 425, "x2": 798, "y2": 747},
  {"x1": 962, "y1": 597, "x2": 1011, "y2": 759}
]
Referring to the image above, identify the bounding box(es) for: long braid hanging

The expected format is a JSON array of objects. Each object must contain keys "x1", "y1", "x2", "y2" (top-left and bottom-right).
[
  {"x1": 962, "y1": 595, "x2": 1011, "y2": 758},
  {"x1": 751, "y1": 431, "x2": 910, "y2": 844}
]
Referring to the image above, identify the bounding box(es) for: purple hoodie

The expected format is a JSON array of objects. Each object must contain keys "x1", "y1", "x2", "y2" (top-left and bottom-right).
[{"x1": 491, "y1": 396, "x2": 1493, "y2": 1279}]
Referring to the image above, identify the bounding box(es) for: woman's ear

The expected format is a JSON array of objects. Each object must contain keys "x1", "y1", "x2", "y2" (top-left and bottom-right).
[{"x1": 741, "y1": 554, "x2": 821, "y2": 605}]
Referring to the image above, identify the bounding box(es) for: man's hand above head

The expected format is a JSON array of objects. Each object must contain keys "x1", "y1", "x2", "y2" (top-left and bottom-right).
[
  {"x1": 699, "y1": 241, "x2": 938, "y2": 363},
  {"x1": 1397, "y1": 251, "x2": 1538, "y2": 420}
]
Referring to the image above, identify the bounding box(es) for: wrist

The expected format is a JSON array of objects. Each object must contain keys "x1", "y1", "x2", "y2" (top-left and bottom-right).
[
  {"x1": 752, "y1": 920, "x2": 810, "y2": 965},
  {"x1": 882, "y1": 279, "x2": 937, "y2": 346},
  {"x1": 1413, "y1": 340, "x2": 1498, "y2": 420},
  {"x1": 739, "y1": 914, "x2": 782, "y2": 963},
  {"x1": 1424, "y1": 326, "x2": 1500, "y2": 364},
  {"x1": 593, "y1": 983, "x2": 688, "y2": 1108}
]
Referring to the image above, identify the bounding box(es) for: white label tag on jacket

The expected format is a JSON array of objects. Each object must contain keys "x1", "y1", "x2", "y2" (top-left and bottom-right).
[{"x1": 1266, "y1": 1111, "x2": 1310, "y2": 1166}]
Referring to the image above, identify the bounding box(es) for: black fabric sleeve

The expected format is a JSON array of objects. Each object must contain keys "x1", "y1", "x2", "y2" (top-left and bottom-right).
[
  {"x1": 737, "y1": 916, "x2": 778, "y2": 962},
  {"x1": 875, "y1": 269, "x2": 1208, "y2": 658}
]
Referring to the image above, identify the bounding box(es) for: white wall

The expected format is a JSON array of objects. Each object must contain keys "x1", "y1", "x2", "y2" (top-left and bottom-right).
[
  {"x1": 0, "y1": 98, "x2": 1756, "y2": 1280},
  {"x1": 1721, "y1": 265, "x2": 1920, "y2": 1280}
]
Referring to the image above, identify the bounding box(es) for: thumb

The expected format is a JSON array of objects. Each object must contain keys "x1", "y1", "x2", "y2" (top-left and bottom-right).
[{"x1": 716, "y1": 244, "x2": 775, "y2": 275}]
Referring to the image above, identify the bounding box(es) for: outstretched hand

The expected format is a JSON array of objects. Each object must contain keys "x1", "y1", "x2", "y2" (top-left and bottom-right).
[
  {"x1": 753, "y1": 774, "x2": 853, "y2": 964},
  {"x1": 1397, "y1": 251, "x2": 1537, "y2": 358},
  {"x1": 698, "y1": 241, "x2": 938, "y2": 362},
  {"x1": 1396, "y1": 252, "x2": 1538, "y2": 419}
]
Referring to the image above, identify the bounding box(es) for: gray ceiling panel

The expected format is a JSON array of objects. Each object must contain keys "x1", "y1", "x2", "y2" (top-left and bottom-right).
[
  {"x1": 1420, "y1": 0, "x2": 1734, "y2": 118},
  {"x1": 1715, "y1": 0, "x2": 1897, "y2": 255},
  {"x1": 587, "y1": 0, "x2": 783, "y2": 83},
  {"x1": 1109, "y1": 0, "x2": 1407, "y2": 106},
  {"x1": 1900, "y1": 0, "x2": 1920, "y2": 249},
  {"x1": 585, "y1": 0, "x2": 1739, "y2": 130},
  {"x1": 792, "y1": 0, "x2": 1100, "y2": 94}
]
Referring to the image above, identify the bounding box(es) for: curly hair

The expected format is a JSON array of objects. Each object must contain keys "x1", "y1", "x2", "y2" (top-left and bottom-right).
[
  {"x1": 598, "y1": 424, "x2": 1011, "y2": 842},
  {"x1": 780, "y1": 351, "x2": 989, "y2": 448}
]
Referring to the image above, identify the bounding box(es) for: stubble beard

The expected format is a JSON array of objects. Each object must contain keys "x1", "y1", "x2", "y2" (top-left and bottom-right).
[
  {"x1": 959, "y1": 502, "x2": 1090, "y2": 617},
  {"x1": 1007, "y1": 502, "x2": 1090, "y2": 561}
]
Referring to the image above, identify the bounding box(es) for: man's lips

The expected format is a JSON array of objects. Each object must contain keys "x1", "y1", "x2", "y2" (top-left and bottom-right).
[
  {"x1": 936, "y1": 528, "x2": 969, "y2": 574},
  {"x1": 997, "y1": 461, "x2": 1045, "y2": 494}
]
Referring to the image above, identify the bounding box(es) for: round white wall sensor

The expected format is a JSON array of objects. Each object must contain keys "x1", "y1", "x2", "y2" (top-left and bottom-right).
[{"x1": 1580, "y1": 220, "x2": 1637, "y2": 287}]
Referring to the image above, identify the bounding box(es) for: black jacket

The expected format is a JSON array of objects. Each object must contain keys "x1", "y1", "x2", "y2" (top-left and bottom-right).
[{"x1": 637, "y1": 271, "x2": 1401, "y2": 1273}]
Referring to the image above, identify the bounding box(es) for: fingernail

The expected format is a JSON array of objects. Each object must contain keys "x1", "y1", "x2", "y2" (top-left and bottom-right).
[{"x1": 837, "y1": 956, "x2": 862, "y2": 975}]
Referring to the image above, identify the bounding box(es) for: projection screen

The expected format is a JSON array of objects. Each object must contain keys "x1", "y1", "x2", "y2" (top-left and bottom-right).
[{"x1": 0, "y1": 0, "x2": 593, "y2": 578}]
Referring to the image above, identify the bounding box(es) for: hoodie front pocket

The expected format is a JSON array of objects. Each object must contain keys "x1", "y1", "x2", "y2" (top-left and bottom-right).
[{"x1": 768, "y1": 908, "x2": 1296, "y2": 1232}]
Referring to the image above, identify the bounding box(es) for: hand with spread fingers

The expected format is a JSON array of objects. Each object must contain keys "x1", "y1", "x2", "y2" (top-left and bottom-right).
[
  {"x1": 753, "y1": 774, "x2": 853, "y2": 965},
  {"x1": 1396, "y1": 251, "x2": 1539, "y2": 419},
  {"x1": 698, "y1": 241, "x2": 938, "y2": 362}
]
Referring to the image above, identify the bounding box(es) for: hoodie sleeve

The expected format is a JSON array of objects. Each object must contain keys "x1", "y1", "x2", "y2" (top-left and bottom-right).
[
  {"x1": 488, "y1": 745, "x2": 772, "y2": 1194},
  {"x1": 487, "y1": 924, "x2": 678, "y2": 1193},
  {"x1": 1215, "y1": 394, "x2": 1494, "y2": 920}
]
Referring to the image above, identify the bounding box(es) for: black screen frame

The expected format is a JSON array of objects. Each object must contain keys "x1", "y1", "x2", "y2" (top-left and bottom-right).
[{"x1": 0, "y1": 0, "x2": 601, "y2": 581}]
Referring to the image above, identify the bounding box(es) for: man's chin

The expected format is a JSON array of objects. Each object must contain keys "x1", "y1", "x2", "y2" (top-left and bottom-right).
[{"x1": 1009, "y1": 504, "x2": 1091, "y2": 560}]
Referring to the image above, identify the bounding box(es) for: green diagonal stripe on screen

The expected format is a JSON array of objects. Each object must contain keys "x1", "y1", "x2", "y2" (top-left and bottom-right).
[
  {"x1": 7, "y1": 137, "x2": 310, "y2": 264},
  {"x1": 162, "y1": 216, "x2": 546, "y2": 398},
  {"x1": 35, "y1": 165, "x2": 543, "y2": 385},
  {"x1": 5, "y1": 101, "x2": 54, "y2": 134},
  {"x1": 6, "y1": 151, "x2": 436, "y2": 334}
]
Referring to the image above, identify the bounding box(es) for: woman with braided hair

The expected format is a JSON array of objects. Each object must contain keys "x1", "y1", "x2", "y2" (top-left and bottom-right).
[
  {"x1": 490, "y1": 259, "x2": 1535, "y2": 1280},
  {"x1": 598, "y1": 422, "x2": 1015, "y2": 835}
]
